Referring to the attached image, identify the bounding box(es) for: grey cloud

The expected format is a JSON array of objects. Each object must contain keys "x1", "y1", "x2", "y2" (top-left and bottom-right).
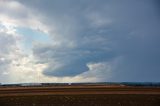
[
  {"x1": 33, "y1": 42, "x2": 114, "y2": 77},
  {"x1": 0, "y1": 32, "x2": 17, "y2": 54},
  {"x1": 22, "y1": 0, "x2": 160, "y2": 81},
  {"x1": 0, "y1": 1, "x2": 29, "y2": 19},
  {"x1": 0, "y1": 32, "x2": 18, "y2": 83}
]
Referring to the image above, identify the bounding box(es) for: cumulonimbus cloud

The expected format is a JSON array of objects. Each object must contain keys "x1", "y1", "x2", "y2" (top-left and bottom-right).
[{"x1": 0, "y1": 0, "x2": 160, "y2": 83}]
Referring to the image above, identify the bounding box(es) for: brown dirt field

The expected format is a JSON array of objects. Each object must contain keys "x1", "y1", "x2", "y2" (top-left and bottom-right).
[{"x1": 0, "y1": 86, "x2": 160, "y2": 106}]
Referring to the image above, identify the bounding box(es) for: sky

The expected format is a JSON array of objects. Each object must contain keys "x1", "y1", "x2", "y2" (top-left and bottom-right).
[{"x1": 0, "y1": 0, "x2": 160, "y2": 84}]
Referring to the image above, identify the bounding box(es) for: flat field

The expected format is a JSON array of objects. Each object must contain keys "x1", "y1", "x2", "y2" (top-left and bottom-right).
[{"x1": 0, "y1": 85, "x2": 160, "y2": 106}]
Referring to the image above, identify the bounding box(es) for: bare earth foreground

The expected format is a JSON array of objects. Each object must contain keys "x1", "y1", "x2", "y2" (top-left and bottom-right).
[{"x1": 0, "y1": 85, "x2": 160, "y2": 106}]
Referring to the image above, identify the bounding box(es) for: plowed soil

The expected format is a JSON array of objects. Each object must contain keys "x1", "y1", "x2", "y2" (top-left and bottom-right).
[{"x1": 0, "y1": 86, "x2": 160, "y2": 106}]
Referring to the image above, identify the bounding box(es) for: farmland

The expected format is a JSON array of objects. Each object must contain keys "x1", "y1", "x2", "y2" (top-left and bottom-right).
[{"x1": 0, "y1": 85, "x2": 160, "y2": 106}]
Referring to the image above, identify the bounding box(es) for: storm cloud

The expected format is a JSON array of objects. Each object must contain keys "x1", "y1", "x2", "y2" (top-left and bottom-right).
[
  {"x1": 29, "y1": 0, "x2": 160, "y2": 81},
  {"x1": 0, "y1": 0, "x2": 160, "y2": 83}
]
